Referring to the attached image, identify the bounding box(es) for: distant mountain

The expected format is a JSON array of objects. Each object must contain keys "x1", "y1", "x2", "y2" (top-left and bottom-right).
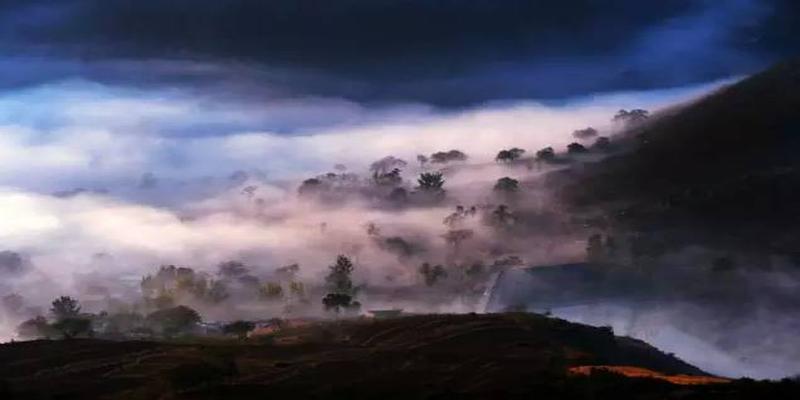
[{"x1": 553, "y1": 59, "x2": 800, "y2": 255}]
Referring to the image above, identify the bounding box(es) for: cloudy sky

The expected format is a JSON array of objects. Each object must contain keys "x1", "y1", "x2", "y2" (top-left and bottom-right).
[{"x1": 0, "y1": 0, "x2": 797, "y2": 194}]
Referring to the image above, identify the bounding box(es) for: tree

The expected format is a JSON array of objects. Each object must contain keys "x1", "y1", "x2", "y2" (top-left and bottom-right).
[
  {"x1": 322, "y1": 256, "x2": 360, "y2": 313},
  {"x1": 430, "y1": 149, "x2": 467, "y2": 163},
  {"x1": 567, "y1": 142, "x2": 588, "y2": 154},
  {"x1": 416, "y1": 154, "x2": 428, "y2": 167},
  {"x1": 488, "y1": 205, "x2": 516, "y2": 227},
  {"x1": 369, "y1": 156, "x2": 407, "y2": 176},
  {"x1": 322, "y1": 293, "x2": 360, "y2": 314},
  {"x1": 298, "y1": 178, "x2": 325, "y2": 196},
  {"x1": 494, "y1": 177, "x2": 519, "y2": 193},
  {"x1": 146, "y1": 305, "x2": 201, "y2": 336},
  {"x1": 592, "y1": 136, "x2": 612, "y2": 152},
  {"x1": 16, "y1": 316, "x2": 52, "y2": 340},
  {"x1": 613, "y1": 109, "x2": 649, "y2": 125},
  {"x1": 417, "y1": 172, "x2": 445, "y2": 191},
  {"x1": 223, "y1": 321, "x2": 255, "y2": 339},
  {"x1": 418, "y1": 263, "x2": 447, "y2": 286},
  {"x1": 496, "y1": 148, "x2": 525, "y2": 163},
  {"x1": 51, "y1": 296, "x2": 81, "y2": 321},
  {"x1": 325, "y1": 255, "x2": 356, "y2": 296},
  {"x1": 535, "y1": 147, "x2": 556, "y2": 162},
  {"x1": 572, "y1": 127, "x2": 598, "y2": 140},
  {"x1": 52, "y1": 317, "x2": 93, "y2": 339},
  {"x1": 373, "y1": 168, "x2": 403, "y2": 186}
]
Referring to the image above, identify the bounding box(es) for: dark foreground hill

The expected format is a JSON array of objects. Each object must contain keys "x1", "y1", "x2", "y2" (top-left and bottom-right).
[
  {"x1": 553, "y1": 59, "x2": 800, "y2": 256},
  {"x1": 1, "y1": 313, "x2": 798, "y2": 399}
]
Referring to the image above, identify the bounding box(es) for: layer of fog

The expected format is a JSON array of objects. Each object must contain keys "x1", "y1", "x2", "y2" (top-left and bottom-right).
[{"x1": 1, "y1": 76, "x2": 762, "y2": 379}]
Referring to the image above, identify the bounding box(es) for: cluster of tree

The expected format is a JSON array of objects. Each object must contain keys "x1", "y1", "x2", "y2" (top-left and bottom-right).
[
  {"x1": 613, "y1": 109, "x2": 649, "y2": 125},
  {"x1": 495, "y1": 147, "x2": 526, "y2": 163},
  {"x1": 16, "y1": 296, "x2": 204, "y2": 340},
  {"x1": 494, "y1": 177, "x2": 519, "y2": 194},
  {"x1": 429, "y1": 149, "x2": 467, "y2": 164},
  {"x1": 140, "y1": 265, "x2": 230, "y2": 309}
]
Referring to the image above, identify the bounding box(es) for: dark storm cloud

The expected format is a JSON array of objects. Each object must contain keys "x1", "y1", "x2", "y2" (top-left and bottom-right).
[{"x1": 0, "y1": 0, "x2": 797, "y2": 105}]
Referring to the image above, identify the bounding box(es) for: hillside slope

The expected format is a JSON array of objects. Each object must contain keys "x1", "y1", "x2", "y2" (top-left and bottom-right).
[
  {"x1": 553, "y1": 59, "x2": 800, "y2": 254},
  {"x1": 0, "y1": 313, "x2": 750, "y2": 399}
]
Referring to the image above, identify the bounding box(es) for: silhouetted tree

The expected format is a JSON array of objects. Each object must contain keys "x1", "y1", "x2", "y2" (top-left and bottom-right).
[
  {"x1": 51, "y1": 296, "x2": 81, "y2": 321},
  {"x1": 488, "y1": 205, "x2": 516, "y2": 227},
  {"x1": 322, "y1": 255, "x2": 362, "y2": 313},
  {"x1": 592, "y1": 136, "x2": 612, "y2": 152},
  {"x1": 16, "y1": 316, "x2": 52, "y2": 340},
  {"x1": 325, "y1": 255, "x2": 356, "y2": 296},
  {"x1": 567, "y1": 142, "x2": 588, "y2": 154},
  {"x1": 535, "y1": 147, "x2": 556, "y2": 162},
  {"x1": 430, "y1": 149, "x2": 467, "y2": 163},
  {"x1": 613, "y1": 109, "x2": 649, "y2": 125},
  {"x1": 322, "y1": 293, "x2": 360, "y2": 313},
  {"x1": 417, "y1": 172, "x2": 445, "y2": 191},
  {"x1": 494, "y1": 177, "x2": 519, "y2": 193},
  {"x1": 298, "y1": 178, "x2": 325, "y2": 196},
  {"x1": 52, "y1": 317, "x2": 93, "y2": 339},
  {"x1": 495, "y1": 148, "x2": 526, "y2": 163},
  {"x1": 416, "y1": 154, "x2": 428, "y2": 167},
  {"x1": 369, "y1": 156, "x2": 408, "y2": 176}
]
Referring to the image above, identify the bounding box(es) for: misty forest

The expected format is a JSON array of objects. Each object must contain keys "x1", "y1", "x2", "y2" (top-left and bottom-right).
[{"x1": 2, "y1": 1, "x2": 800, "y2": 399}]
